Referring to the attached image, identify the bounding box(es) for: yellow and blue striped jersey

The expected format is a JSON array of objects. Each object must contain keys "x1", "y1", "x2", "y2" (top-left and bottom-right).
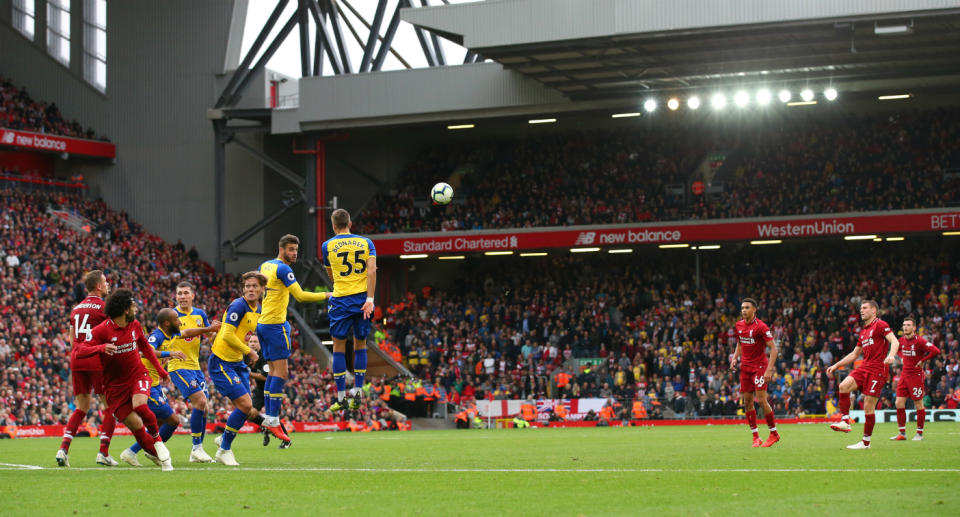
[
  {"x1": 165, "y1": 307, "x2": 209, "y2": 372},
  {"x1": 144, "y1": 328, "x2": 176, "y2": 387},
  {"x1": 212, "y1": 297, "x2": 260, "y2": 362},
  {"x1": 322, "y1": 233, "x2": 376, "y2": 298}
]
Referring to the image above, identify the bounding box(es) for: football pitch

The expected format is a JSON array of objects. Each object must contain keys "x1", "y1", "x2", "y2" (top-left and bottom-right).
[{"x1": 1, "y1": 423, "x2": 957, "y2": 516}]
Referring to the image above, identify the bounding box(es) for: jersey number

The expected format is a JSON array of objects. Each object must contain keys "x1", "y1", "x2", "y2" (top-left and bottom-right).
[
  {"x1": 912, "y1": 387, "x2": 923, "y2": 399},
  {"x1": 73, "y1": 314, "x2": 93, "y2": 341},
  {"x1": 870, "y1": 380, "x2": 878, "y2": 392},
  {"x1": 137, "y1": 380, "x2": 150, "y2": 392},
  {"x1": 336, "y1": 250, "x2": 367, "y2": 276}
]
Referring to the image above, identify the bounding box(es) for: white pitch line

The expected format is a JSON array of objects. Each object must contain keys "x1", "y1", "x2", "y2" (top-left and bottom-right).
[
  {"x1": 1, "y1": 466, "x2": 958, "y2": 473},
  {"x1": 0, "y1": 463, "x2": 44, "y2": 470}
]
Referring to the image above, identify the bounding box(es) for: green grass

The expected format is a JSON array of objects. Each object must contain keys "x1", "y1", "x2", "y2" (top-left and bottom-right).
[{"x1": 1, "y1": 423, "x2": 958, "y2": 516}]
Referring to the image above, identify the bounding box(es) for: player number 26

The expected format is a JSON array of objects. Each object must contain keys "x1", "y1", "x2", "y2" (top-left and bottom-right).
[
  {"x1": 336, "y1": 250, "x2": 366, "y2": 276},
  {"x1": 912, "y1": 387, "x2": 923, "y2": 398}
]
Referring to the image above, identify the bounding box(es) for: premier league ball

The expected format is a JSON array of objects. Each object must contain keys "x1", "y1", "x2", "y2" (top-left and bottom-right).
[{"x1": 431, "y1": 182, "x2": 453, "y2": 205}]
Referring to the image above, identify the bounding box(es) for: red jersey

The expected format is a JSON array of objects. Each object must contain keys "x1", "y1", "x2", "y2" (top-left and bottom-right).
[
  {"x1": 736, "y1": 317, "x2": 773, "y2": 372},
  {"x1": 74, "y1": 319, "x2": 167, "y2": 388},
  {"x1": 898, "y1": 335, "x2": 940, "y2": 375},
  {"x1": 857, "y1": 318, "x2": 893, "y2": 375},
  {"x1": 69, "y1": 295, "x2": 108, "y2": 371}
]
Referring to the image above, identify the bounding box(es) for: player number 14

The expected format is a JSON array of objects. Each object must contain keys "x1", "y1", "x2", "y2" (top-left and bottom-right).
[{"x1": 73, "y1": 314, "x2": 93, "y2": 341}]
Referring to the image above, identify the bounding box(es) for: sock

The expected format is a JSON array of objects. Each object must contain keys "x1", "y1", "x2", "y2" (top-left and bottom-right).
[
  {"x1": 99, "y1": 412, "x2": 116, "y2": 455},
  {"x1": 190, "y1": 408, "x2": 204, "y2": 447},
  {"x1": 248, "y1": 413, "x2": 265, "y2": 426},
  {"x1": 131, "y1": 426, "x2": 158, "y2": 457},
  {"x1": 130, "y1": 423, "x2": 177, "y2": 454},
  {"x1": 270, "y1": 378, "x2": 286, "y2": 420},
  {"x1": 264, "y1": 376, "x2": 278, "y2": 417},
  {"x1": 764, "y1": 410, "x2": 777, "y2": 434},
  {"x1": 61, "y1": 408, "x2": 86, "y2": 451},
  {"x1": 917, "y1": 407, "x2": 925, "y2": 435},
  {"x1": 133, "y1": 404, "x2": 158, "y2": 437},
  {"x1": 896, "y1": 407, "x2": 906, "y2": 434},
  {"x1": 746, "y1": 409, "x2": 759, "y2": 439},
  {"x1": 354, "y1": 349, "x2": 367, "y2": 389},
  {"x1": 863, "y1": 413, "x2": 875, "y2": 446},
  {"x1": 839, "y1": 392, "x2": 851, "y2": 422},
  {"x1": 333, "y1": 352, "x2": 347, "y2": 399},
  {"x1": 221, "y1": 409, "x2": 247, "y2": 451},
  {"x1": 201, "y1": 414, "x2": 207, "y2": 443}
]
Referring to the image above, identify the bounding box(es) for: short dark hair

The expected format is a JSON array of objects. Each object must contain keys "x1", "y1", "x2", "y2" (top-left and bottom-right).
[
  {"x1": 331, "y1": 208, "x2": 351, "y2": 230},
  {"x1": 742, "y1": 297, "x2": 758, "y2": 308},
  {"x1": 104, "y1": 289, "x2": 135, "y2": 319},
  {"x1": 863, "y1": 299, "x2": 879, "y2": 311},
  {"x1": 279, "y1": 234, "x2": 300, "y2": 248},
  {"x1": 156, "y1": 307, "x2": 178, "y2": 326},
  {"x1": 903, "y1": 315, "x2": 916, "y2": 325},
  {"x1": 176, "y1": 281, "x2": 195, "y2": 292},
  {"x1": 242, "y1": 271, "x2": 267, "y2": 287},
  {"x1": 83, "y1": 270, "x2": 104, "y2": 292}
]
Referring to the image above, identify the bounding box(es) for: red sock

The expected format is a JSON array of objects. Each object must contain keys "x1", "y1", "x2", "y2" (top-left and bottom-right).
[
  {"x1": 746, "y1": 410, "x2": 759, "y2": 439},
  {"x1": 134, "y1": 404, "x2": 159, "y2": 437},
  {"x1": 839, "y1": 392, "x2": 851, "y2": 421},
  {"x1": 917, "y1": 407, "x2": 925, "y2": 435},
  {"x1": 131, "y1": 427, "x2": 158, "y2": 457},
  {"x1": 765, "y1": 410, "x2": 777, "y2": 434},
  {"x1": 60, "y1": 409, "x2": 86, "y2": 451},
  {"x1": 863, "y1": 414, "x2": 875, "y2": 445},
  {"x1": 896, "y1": 408, "x2": 906, "y2": 434},
  {"x1": 98, "y1": 411, "x2": 116, "y2": 455}
]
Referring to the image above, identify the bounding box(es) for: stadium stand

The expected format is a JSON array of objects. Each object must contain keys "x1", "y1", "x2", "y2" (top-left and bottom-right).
[
  {"x1": 357, "y1": 108, "x2": 960, "y2": 234},
  {"x1": 0, "y1": 186, "x2": 397, "y2": 429},
  {"x1": 0, "y1": 75, "x2": 103, "y2": 140},
  {"x1": 376, "y1": 240, "x2": 960, "y2": 418}
]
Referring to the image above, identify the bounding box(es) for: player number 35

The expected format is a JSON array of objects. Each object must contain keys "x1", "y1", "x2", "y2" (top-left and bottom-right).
[{"x1": 336, "y1": 250, "x2": 366, "y2": 276}]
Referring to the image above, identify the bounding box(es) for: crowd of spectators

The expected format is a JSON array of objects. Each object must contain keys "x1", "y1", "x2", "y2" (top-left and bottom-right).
[
  {"x1": 377, "y1": 239, "x2": 960, "y2": 418},
  {"x1": 357, "y1": 108, "x2": 960, "y2": 234},
  {"x1": 0, "y1": 187, "x2": 348, "y2": 429},
  {"x1": 0, "y1": 75, "x2": 103, "y2": 140}
]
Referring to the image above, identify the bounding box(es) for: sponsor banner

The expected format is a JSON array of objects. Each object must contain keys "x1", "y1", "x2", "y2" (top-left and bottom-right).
[
  {"x1": 5, "y1": 421, "x2": 358, "y2": 438},
  {"x1": 477, "y1": 398, "x2": 607, "y2": 420},
  {"x1": 536, "y1": 417, "x2": 837, "y2": 428},
  {"x1": 0, "y1": 174, "x2": 87, "y2": 189},
  {"x1": 848, "y1": 409, "x2": 960, "y2": 423},
  {"x1": 372, "y1": 209, "x2": 960, "y2": 256},
  {"x1": 0, "y1": 128, "x2": 115, "y2": 158}
]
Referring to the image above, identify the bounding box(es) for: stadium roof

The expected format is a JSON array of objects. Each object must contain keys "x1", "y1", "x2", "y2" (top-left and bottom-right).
[
  {"x1": 404, "y1": 0, "x2": 960, "y2": 101},
  {"x1": 273, "y1": 0, "x2": 960, "y2": 132}
]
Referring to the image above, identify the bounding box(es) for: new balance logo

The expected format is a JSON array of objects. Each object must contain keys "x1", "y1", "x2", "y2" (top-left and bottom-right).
[
  {"x1": 0, "y1": 131, "x2": 13, "y2": 144},
  {"x1": 574, "y1": 232, "x2": 596, "y2": 245}
]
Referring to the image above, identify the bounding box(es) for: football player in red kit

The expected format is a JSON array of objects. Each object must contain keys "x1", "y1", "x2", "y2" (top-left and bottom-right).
[
  {"x1": 74, "y1": 289, "x2": 174, "y2": 471},
  {"x1": 826, "y1": 300, "x2": 899, "y2": 449},
  {"x1": 57, "y1": 270, "x2": 118, "y2": 468},
  {"x1": 890, "y1": 316, "x2": 940, "y2": 441},
  {"x1": 730, "y1": 298, "x2": 780, "y2": 447}
]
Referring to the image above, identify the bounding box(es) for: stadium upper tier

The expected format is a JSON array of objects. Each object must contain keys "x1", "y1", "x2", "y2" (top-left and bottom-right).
[
  {"x1": 357, "y1": 108, "x2": 960, "y2": 235},
  {"x1": 0, "y1": 75, "x2": 104, "y2": 140}
]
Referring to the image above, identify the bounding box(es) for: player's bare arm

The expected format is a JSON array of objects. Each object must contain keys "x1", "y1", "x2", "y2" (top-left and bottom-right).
[
  {"x1": 729, "y1": 341, "x2": 741, "y2": 371},
  {"x1": 884, "y1": 332, "x2": 899, "y2": 364},
  {"x1": 362, "y1": 256, "x2": 377, "y2": 320},
  {"x1": 827, "y1": 346, "x2": 862, "y2": 375},
  {"x1": 764, "y1": 338, "x2": 778, "y2": 383}
]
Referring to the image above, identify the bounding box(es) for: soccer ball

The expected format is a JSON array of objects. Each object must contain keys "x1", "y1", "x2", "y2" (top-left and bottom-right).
[{"x1": 431, "y1": 182, "x2": 453, "y2": 205}]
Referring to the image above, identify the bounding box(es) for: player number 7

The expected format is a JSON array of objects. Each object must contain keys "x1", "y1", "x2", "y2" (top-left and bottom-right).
[{"x1": 869, "y1": 380, "x2": 878, "y2": 392}]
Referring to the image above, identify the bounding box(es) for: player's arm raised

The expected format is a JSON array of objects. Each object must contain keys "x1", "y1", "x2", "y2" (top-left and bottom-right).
[
  {"x1": 181, "y1": 320, "x2": 221, "y2": 338},
  {"x1": 883, "y1": 330, "x2": 900, "y2": 365},
  {"x1": 827, "y1": 346, "x2": 861, "y2": 376},
  {"x1": 362, "y1": 255, "x2": 377, "y2": 320}
]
